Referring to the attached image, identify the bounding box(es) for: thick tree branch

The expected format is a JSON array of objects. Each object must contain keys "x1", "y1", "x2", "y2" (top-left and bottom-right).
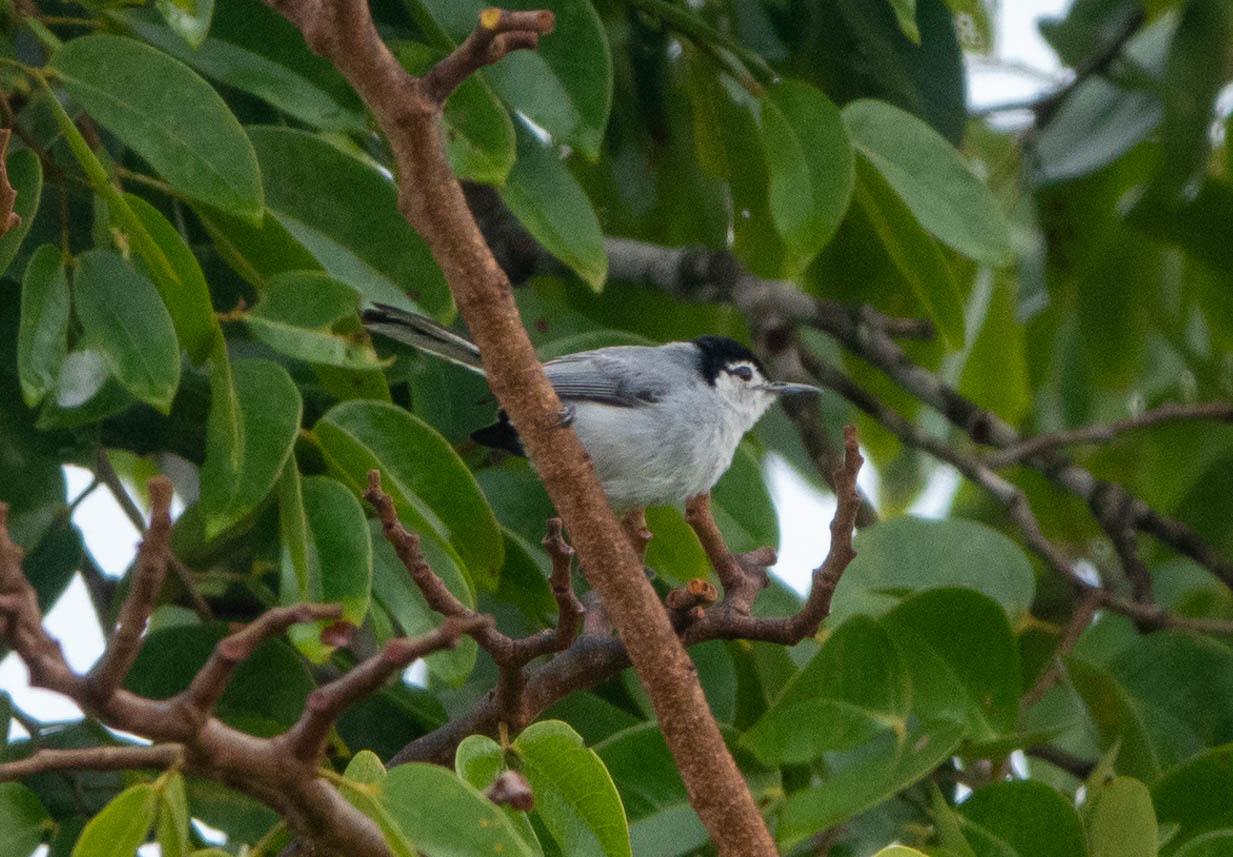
[{"x1": 0, "y1": 744, "x2": 186, "y2": 779}]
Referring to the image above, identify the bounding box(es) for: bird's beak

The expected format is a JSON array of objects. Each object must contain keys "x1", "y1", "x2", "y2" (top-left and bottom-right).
[{"x1": 763, "y1": 381, "x2": 822, "y2": 396}]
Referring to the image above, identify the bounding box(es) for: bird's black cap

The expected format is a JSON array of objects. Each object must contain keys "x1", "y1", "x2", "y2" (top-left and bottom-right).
[{"x1": 692, "y1": 336, "x2": 765, "y2": 386}]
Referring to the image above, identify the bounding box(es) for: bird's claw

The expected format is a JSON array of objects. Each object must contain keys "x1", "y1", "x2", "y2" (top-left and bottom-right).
[{"x1": 557, "y1": 404, "x2": 576, "y2": 428}]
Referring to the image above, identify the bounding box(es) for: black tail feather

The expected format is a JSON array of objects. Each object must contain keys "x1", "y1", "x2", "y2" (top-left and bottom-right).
[{"x1": 470, "y1": 410, "x2": 526, "y2": 457}]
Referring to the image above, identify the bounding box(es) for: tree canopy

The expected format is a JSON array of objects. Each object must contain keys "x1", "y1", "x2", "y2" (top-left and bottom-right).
[{"x1": 1, "y1": 0, "x2": 1232, "y2": 855}]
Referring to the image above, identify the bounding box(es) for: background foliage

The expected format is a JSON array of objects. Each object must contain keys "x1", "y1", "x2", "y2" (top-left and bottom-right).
[{"x1": 1, "y1": 0, "x2": 1232, "y2": 854}]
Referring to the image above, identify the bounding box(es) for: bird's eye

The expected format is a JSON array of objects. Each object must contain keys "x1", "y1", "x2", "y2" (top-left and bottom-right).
[{"x1": 732, "y1": 365, "x2": 754, "y2": 382}]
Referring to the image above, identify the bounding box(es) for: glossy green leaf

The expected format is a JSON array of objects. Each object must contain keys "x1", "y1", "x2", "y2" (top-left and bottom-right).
[
  {"x1": 830, "y1": 516, "x2": 1036, "y2": 626},
  {"x1": 345, "y1": 750, "x2": 388, "y2": 785},
  {"x1": 246, "y1": 126, "x2": 450, "y2": 317},
  {"x1": 743, "y1": 616, "x2": 908, "y2": 765},
  {"x1": 381, "y1": 763, "x2": 538, "y2": 857},
  {"x1": 391, "y1": 41, "x2": 516, "y2": 185},
  {"x1": 1087, "y1": 776, "x2": 1156, "y2": 857},
  {"x1": 512, "y1": 720, "x2": 631, "y2": 857},
  {"x1": 501, "y1": 123, "x2": 607, "y2": 290},
  {"x1": 711, "y1": 440, "x2": 779, "y2": 553},
  {"x1": 419, "y1": 0, "x2": 611, "y2": 159},
  {"x1": 73, "y1": 250, "x2": 181, "y2": 413},
  {"x1": 777, "y1": 718, "x2": 965, "y2": 847},
  {"x1": 155, "y1": 773, "x2": 191, "y2": 857},
  {"x1": 315, "y1": 400, "x2": 503, "y2": 585},
  {"x1": 1066, "y1": 656, "x2": 1162, "y2": 785},
  {"x1": 643, "y1": 506, "x2": 710, "y2": 585},
  {"x1": 156, "y1": 0, "x2": 214, "y2": 49},
  {"x1": 0, "y1": 783, "x2": 49, "y2": 857},
  {"x1": 123, "y1": 8, "x2": 366, "y2": 131},
  {"x1": 1154, "y1": 745, "x2": 1233, "y2": 854},
  {"x1": 761, "y1": 80, "x2": 854, "y2": 268},
  {"x1": 246, "y1": 271, "x2": 381, "y2": 369},
  {"x1": 454, "y1": 734, "x2": 542, "y2": 851},
  {"x1": 851, "y1": 155, "x2": 965, "y2": 348},
  {"x1": 200, "y1": 357, "x2": 302, "y2": 538},
  {"x1": 121, "y1": 193, "x2": 218, "y2": 364},
  {"x1": 51, "y1": 35, "x2": 262, "y2": 219},
  {"x1": 0, "y1": 146, "x2": 41, "y2": 276},
  {"x1": 70, "y1": 782, "x2": 158, "y2": 857},
  {"x1": 844, "y1": 99, "x2": 1011, "y2": 267},
  {"x1": 371, "y1": 521, "x2": 477, "y2": 685},
  {"x1": 337, "y1": 759, "x2": 417, "y2": 857},
  {"x1": 958, "y1": 781, "x2": 1086, "y2": 857},
  {"x1": 883, "y1": 588, "x2": 1022, "y2": 737},
  {"x1": 280, "y1": 473, "x2": 372, "y2": 662},
  {"x1": 17, "y1": 244, "x2": 69, "y2": 407},
  {"x1": 958, "y1": 275, "x2": 1032, "y2": 424}
]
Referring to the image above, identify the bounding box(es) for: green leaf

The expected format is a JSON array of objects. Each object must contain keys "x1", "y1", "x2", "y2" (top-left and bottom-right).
[
  {"x1": 777, "y1": 718, "x2": 965, "y2": 847},
  {"x1": 843, "y1": 99, "x2": 1012, "y2": 267},
  {"x1": 1087, "y1": 776, "x2": 1156, "y2": 857},
  {"x1": 121, "y1": 193, "x2": 218, "y2": 364},
  {"x1": 156, "y1": 0, "x2": 214, "y2": 49},
  {"x1": 371, "y1": 521, "x2": 477, "y2": 685},
  {"x1": 51, "y1": 34, "x2": 263, "y2": 219},
  {"x1": 885, "y1": 0, "x2": 920, "y2": 43},
  {"x1": 246, "y1": 271, "x2": 381, "y2": 370},
  {"x1": 643, "y1": 506, "x2": 710, "y2": 586},
  {"x1": 1174, "y1": 831, "x2": 1233, "y2": 857},
  {"x1": 0, "y1": 146, "x2": 41, "y2": 276},
  {"x1": 279, "y1": 472, "x2": 372, "y2": 662},
  {"x1": 512, "y1": 720, "x2": 631, "y2": 857},
  {"x1": 829, "y1": 516, "x2": 1036, "y2": 626},
  {"x1": 958, "y1": 275, "x2": 1032, "y2": 424},
  {"x1": 711, "y1": 440, "x2": 779, "y2": 553},
  {"x1": 381, "y1": 763, "x2": 538, "y2": 857},
  {"x1": 743, "y1": 616, "x2": 908, "y2": 765},
  {"x1": 200, "y1": 357, "x2": 302, "y2": 538},
  {"x1": 454, "y1": 734, "x2": 543, "y2": 852},
  {"x1": 761, "y1": 80, "x2": 854, "y2": 268},
  {"x1": 501, "y1": 123, "x2": 607, "y2": 290},
  {"x1": 70, "y1": 782, "x2": 158, "y2": 857},
  {"x1": 883, "y1": 588, "x2": 1022, "y2": 737},
  {"x1": 1066, "y1": 656, "x2": 1162, "y2": 785},
  {"x1": 0, "y1": 782, "x2": 50, "y2": 857},
  {"x1": 336, "y1": 765, "x2": 417, "y2": 857},
  {"x1": 246, "y1": 126, "x2": 450, "y2": 317},
  {"x1": 851, "y1": 155, "x2": 965, "y2": 348},
  {"x1": 419, "y1": 0, "x2": 612, "y2": 159},
  {"x1": 1154, "y1": 745, "x2": 1233, "y2": 854},
  {"x1": 391, "y1": 41, "x2": 516, "y2": 185},
  {"x1": 315, "y1": 400, "x2": 503, "y2": 586},
  {"x1": 958, "y1": 781, "x2": 1086, "y2": 857},
  {"x1": 155, "y1": 773, "x2": 191, "y2": 857},
  {"x1": 874, "y1": 849, "x2": 930, "y2": 857},
  {"x1": 345, "y1": 750, "x2": 388, "y2": 785},
  {"x1": 17, "y1": 244, "x2": 69, "y2": 407},
  {"x1": 72, "y1": 249, "x2": 181, "y2": 413},
  {"x1": 122, "y1": 7, "x2": 366, "y2": 132}
]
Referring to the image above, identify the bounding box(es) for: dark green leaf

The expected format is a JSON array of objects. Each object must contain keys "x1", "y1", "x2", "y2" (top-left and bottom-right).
[
  {"x1": 17, "y1": 244, "x2": 69, "y2": 406},
  {"x1": 246, "y1": 126, "x2": 450, "y2": 317},
  {"x1": 52, "y1": 34, "x2": 263, "y2": 219},
  {"x1": 279, "y1": 473, "x2": 372, "y2": 662},
  {"x1": 121, "y1": 193, "x2": 218, "y2": 364},
  {"x1": 314, "y1": 400, "x2": 503, "y2": 586},
  {"x1": 851, "y1": 155, "x2": 965, "y2": 347},
  {"x1": 958, "y1": 781, "x2": 1086, "y2": 857},
  {"x1": 123, "y1": 8, "x2": 366, "y2": 131},
  {"x1": 829, "y1": 517, "x2": 1036, "y2": 626},
  {"x1": 1173, "y1": 831, "x2": 1233, "y2": 857},
  {"x1": 419, "y1": 0, "x2": 611, "y2": 159},
  {"x1": 246, "y1": 271, "x2": 381, "y2": 370},
  {"x1": 69, "y1": 782, "x2": 158, "y2": 857},
  {"x1": 844, "y1": 99, "x2": 1012, "y2": 267},
  {"x1": 0, "y1": 147, "x2": 41, "y2": 277},
  {"x1": 512, "y1": 720, "x2": 631, "y2": 857},
  {"x1": 73, "y1": 249, "x2": 181, "y2": 413},
  {"x1": 381, "y1": 763, "x2": 538, "y2": 857},
  {"x1": 1154, "y1": 745, "x2": 1233, "y2": 854},
  {"x1": 1066, "y1": 656, "x2": 1162, "y2": 785},
  {"x1": 200, "y1": 356, "x2": 302, "y2": 538},
  {"x1": 761, "y1": 80, "x2": 854, "y2": 269},
  {"x1": 0, "y1": 782, "x2": 49, "y2": 857},
  {"x1": 501, "y1": 123, "x2": 607, "y2": 290}
]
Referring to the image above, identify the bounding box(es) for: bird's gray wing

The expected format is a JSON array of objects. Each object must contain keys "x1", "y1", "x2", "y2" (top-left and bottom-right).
[
  {"x1": 544, "y1": 348, "x2": 670, "y2": 407},
  {"x1": 362, "y1": 304, "x2": 485, "y2": 373}
]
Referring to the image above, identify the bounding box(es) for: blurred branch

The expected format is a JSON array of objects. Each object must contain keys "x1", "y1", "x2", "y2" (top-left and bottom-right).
[{"x1": 985, "y1": 401, "x2": 1233, "y2": 467}]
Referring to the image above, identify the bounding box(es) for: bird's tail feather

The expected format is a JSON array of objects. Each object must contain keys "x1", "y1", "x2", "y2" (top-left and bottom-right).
[{"x1": 362, "y1": 303, "x2": 485, "y2": 374}]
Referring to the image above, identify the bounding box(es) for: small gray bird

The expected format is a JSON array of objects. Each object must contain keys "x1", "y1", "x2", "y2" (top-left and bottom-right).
[{"x1": 363, "y1": 304, "x2": 821, "y2": 511}]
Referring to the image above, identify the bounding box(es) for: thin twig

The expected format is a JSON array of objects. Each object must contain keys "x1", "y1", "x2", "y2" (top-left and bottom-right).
[
  {"x1": 0, "y1": 744, "x2": 185, "y2": 780},
  {"x1": 421, "y1": 9, "x2": 555, "y2": 104}
]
